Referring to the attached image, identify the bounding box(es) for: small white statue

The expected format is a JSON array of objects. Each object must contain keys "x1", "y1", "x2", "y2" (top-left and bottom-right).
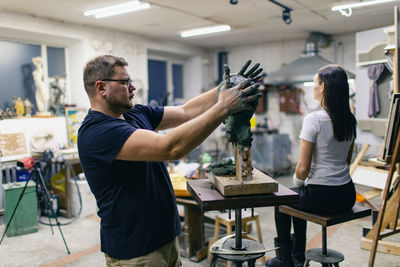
[
  {"x1": 24, "y1": 98, "x2": 33, "y2": 117},
  {"x1": 32, "y1": 56, "x2": 50, "y2": 115}
]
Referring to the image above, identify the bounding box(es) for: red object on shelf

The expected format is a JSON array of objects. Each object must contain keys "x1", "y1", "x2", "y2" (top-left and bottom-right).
[{"x1": 19, "y1": 157, "x2": 36, "y2": 170}]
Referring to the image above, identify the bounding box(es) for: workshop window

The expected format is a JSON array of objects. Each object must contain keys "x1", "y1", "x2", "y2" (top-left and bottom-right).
[{"x1": 148, "y1": 57, "x2": 184, "y2": 106}]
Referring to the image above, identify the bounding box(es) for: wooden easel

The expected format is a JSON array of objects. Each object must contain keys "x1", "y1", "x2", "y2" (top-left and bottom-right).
[
  {"x1": 365, "y1": 119, "x2": 400, "y2": 266},
  {"x1": 364, "y1": 7, "x2": 400, "y2": 266}
]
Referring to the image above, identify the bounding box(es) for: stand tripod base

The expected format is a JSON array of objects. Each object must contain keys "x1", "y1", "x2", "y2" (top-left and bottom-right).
[{"x1": 210, "y1": 238, "x2": 266, "y2": 267}]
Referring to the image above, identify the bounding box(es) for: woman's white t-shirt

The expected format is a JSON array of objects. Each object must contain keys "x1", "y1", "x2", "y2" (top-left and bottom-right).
[{"x1": 299, "y1": 109, "x2": 352, "y2": 186}]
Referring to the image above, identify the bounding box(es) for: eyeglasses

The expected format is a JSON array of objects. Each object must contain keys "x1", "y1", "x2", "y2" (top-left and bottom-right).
[{"x1": 101, "y1": 79, "x2": 133, "y2": 87}]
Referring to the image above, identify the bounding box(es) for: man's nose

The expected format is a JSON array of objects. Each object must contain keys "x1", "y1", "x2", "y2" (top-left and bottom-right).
[{"x1": 129, "y1": 83, "x2": 136, "y2": 90}]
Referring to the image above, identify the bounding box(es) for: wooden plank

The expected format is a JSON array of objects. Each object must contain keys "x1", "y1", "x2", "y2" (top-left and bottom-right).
[
  {"x1": 187, "y1": 179, "x2": 298, "y2": 211},
  {"x1": 361, "y1": 237, "x2": 400, "y2": 256},
  {"x1": 242, "y1": 147, "x2": 253, "y2": 180},
  {"x1": 234, "y1": 142, "x2": 243, "y2": 181},
  {"x1": 362, "y1": 189, "x2": 382, "y2": 200},
  {"x1": 350, "y1": 144, "x2": 370, "y2": 175},
  {"x1": 207, "y1": 168, "x2": 278, "y2": 196}
]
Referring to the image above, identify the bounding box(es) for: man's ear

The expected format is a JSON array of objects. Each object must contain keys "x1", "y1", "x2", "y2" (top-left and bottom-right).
[{"x1": 95, "y1": 81, "x2": 106, "y2": 96}]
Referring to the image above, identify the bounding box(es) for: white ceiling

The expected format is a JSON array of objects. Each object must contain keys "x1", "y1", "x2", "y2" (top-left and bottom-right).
[{"x1": 0, "y1": 0, "x2": 398, "y2": 48}]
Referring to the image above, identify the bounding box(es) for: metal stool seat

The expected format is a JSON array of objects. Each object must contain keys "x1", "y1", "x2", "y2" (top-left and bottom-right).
[{"x1": 279, "y1": 204, "x2": 371, "y2": 267}]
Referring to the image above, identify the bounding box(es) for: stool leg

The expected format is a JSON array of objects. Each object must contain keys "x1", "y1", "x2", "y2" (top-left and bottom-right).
[
  {"x1": 208, "y1": 218, "x2": 221, "y2": 262},
  {"x1": 255, "y1": 215, "x2": 263, "y2": 243},
  {"x1": 210, "y1": 254, "x2": 218, "y2": 267},
  {"x1": 254, "y1": 216, "x2": 265, "y2": 264},
  {"x1": 334, "y1": 263, "x2": 340, "y2": 267}
]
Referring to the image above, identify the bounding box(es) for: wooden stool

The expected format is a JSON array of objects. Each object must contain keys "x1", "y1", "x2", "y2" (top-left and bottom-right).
[
  {"x1": 279, "y1": 204, "x2": 371, "y2": 267},
  {"x1": 207, "y1": 210, "x2": 265, "y2": 265}
]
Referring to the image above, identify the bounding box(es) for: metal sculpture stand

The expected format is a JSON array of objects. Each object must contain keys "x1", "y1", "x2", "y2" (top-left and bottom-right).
[{"x1": 209, "y1": 208, "x2": 271, "y2": 267}]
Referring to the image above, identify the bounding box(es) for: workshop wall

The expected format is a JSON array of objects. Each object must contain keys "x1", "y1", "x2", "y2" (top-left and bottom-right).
[{"x1": 0, "y1": 10, "x2": 207, "y2": 109}]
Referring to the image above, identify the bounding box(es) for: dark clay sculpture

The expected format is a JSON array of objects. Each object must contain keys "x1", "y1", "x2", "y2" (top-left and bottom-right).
[
  {"x1": 207, "y1": 60, "x2": 262, "y2": 177},
  {"x1": 223, "y1": 60, "x2": 262, "y2": 148}
]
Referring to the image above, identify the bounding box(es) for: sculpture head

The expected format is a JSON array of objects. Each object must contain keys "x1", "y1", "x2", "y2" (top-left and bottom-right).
[{"x1": 32, "y1": 56, "x2": 43, "y2": 67}]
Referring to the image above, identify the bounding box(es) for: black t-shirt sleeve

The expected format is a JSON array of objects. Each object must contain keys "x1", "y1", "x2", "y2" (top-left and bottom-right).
[
  {"x1": 79, "y1": 106, "x2": 164, "y2": 167},
  {"x1": 85, "y1": 119, "x2": 135, "y2": 166},
  {"x1": 132, "y1": 105, "x2": 164, "y2": 130}
]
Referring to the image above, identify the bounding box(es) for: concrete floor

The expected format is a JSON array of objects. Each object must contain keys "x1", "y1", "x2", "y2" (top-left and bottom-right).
[{"x1": 0, "y1": 174, "x2": 399, "y2": 267}]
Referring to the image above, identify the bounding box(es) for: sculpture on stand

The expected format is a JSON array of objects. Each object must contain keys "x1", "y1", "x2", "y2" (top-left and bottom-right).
[
  {"x1": 206, "y1": 61, "x2": 278, "y2": 197},
  {"x1": 32, "y1": 56, "x2": 50, "y2": 116}
]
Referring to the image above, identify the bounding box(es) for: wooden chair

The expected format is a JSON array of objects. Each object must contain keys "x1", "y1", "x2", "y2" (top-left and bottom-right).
[
  {"x1": 279, "y1": 204, "x2": 371, "y2": 267},
  {"x1": 207, "y1": 209, "x2": 265, "y2": 265}
]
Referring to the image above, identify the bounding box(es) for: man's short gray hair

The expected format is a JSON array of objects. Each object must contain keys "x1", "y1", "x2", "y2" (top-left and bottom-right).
[{"x1": 83, "y1": 55, "x2": 128, "y2": 97}]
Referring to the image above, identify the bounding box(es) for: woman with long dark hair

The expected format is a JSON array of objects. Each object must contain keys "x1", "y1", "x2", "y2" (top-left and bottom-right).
[{"x1": 266, "y1": 65, "x2": 357, "y2": 267}]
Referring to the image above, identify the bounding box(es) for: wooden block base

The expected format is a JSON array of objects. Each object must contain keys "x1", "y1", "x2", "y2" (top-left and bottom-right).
[{"x1": 207, "y1": 168, "x2": 278, "y2": 196}]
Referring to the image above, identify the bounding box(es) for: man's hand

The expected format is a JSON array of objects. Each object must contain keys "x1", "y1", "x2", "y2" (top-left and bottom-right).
[
  {"x1": 230, "y1": 60, "x2": 263, "y2": 86},
  {"x1": 230, "y1": 60, "x2": 263, "y2": 111},
  {"x1": 218, "y1": 64, "x2": 261, "y2": 114}
]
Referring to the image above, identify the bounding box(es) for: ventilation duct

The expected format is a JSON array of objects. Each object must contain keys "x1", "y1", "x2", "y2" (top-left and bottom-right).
[{"x1": 267, "y1": 32, "x2": 355, "y2": 85}]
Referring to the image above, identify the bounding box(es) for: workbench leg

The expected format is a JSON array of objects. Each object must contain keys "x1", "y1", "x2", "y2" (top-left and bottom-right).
[{"x1": 187, "y1": 204, "x2": 205, "y2": 260}]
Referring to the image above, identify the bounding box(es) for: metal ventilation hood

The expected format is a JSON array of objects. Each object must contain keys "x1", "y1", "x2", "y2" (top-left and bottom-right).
[{"x1": 268, "y1": 32, "x2": 355, "y2": 85}]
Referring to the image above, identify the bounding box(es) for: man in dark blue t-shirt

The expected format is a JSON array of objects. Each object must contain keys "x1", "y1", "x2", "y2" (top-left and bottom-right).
[{"x1": 78, "y1": 55, "x2": 261, "y2": 267}]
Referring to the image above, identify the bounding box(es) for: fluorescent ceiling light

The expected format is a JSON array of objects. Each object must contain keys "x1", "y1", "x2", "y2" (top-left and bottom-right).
[
  {"x1": 303, "y1": 79, "x2": 355, "y2": 87},
  {"x1": 84, "y1": 1, "x2": 150, "y2": 19},
  {"x1": 332, "y1": 0, "x2": 397, "y2": 17},
  {"x1": 303, "y1": 82, "x2": 315, "y2": 87},
  {"x1": 180, "y1": 25, "x2": 231, "y2": 38}
]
